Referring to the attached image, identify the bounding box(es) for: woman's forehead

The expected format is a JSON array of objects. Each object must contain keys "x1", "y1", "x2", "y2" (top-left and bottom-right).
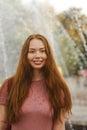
[{"x1": 29, "y1": 39, "x2": 45, "y2": 49}]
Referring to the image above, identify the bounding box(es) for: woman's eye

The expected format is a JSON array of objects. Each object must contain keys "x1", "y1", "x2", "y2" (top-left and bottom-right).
[
  {"x1": 41, "y1": 50, "x2": 46, "y2": 53},
  {"x1": 29, "y1": 51, "x2": 35, "y2": 53}
]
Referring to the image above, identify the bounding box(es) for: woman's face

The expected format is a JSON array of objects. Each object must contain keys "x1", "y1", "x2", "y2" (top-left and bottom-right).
[{"x1": 27, "y1": 38, "x2": 47, "y2": 70}]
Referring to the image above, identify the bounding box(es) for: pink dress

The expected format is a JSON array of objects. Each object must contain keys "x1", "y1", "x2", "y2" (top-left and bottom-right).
[{"x1": 0, "y1": 79, "x2": 53, "y2": 130}]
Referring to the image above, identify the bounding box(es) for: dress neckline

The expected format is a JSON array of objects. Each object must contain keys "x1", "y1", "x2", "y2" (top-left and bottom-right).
[{"x1": 32, "y1": 79, "x2": 44, "y2": 82}]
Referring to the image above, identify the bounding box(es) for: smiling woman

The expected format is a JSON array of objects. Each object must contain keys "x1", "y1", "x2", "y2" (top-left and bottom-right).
[{"x1": 0, "y1": 34, "x2": 72, "y2": 130}]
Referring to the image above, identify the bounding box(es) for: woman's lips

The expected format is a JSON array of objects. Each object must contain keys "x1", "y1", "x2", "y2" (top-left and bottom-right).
[{"x1": 33, "y1": 60, "x2": 43, "y2": 65}]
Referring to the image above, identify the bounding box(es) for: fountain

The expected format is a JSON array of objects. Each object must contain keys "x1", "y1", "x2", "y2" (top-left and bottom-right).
[
  {"x1": 0, "y1": 1, "x2": 87, "y2": 129},
  {"x1": 0, "y1": 0, "x2": 65, "y2": 83},
  {"x1": 64, "y1": 9, "x2": 87, "y2": 68},
  {"x1": 0, "y1": 14, "x2": 8, "y2": 81},
  {"x1": 64, "y1": 9, "x2": 87, "y2": 130}
]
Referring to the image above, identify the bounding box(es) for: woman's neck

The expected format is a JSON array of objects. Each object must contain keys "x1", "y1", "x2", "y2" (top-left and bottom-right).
[{"x1": 32, "y1": 69, "x2": 44, "y2": 81}]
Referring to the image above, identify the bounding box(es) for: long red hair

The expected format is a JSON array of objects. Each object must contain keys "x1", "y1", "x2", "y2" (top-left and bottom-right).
[{"x1": 5, "y1": 34, "x2": 72, "y2": 123}]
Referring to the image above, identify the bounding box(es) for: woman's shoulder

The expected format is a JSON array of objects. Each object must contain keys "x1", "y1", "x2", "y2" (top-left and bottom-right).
[
  {"x1": 0, "y1": 77, "x2": 14, "y2": 105},
  {"x1": 0, "y1": 76, "x2": 14, "y2": 93}
]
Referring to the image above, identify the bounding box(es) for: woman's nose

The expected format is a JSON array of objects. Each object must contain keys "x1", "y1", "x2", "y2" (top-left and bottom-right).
[{"x1": 35, "y1": 51, "x2": 41, "y2": 57}]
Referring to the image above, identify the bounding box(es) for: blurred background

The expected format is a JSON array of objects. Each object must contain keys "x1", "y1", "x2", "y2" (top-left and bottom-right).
[{"x1": 0, "y1": 0, "x2": 87, "y2": 129}]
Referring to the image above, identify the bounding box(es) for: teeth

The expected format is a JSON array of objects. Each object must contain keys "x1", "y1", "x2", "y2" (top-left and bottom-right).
[
  {"x1": 33, "y1": 60, "x2": 42, "y2": 62},
  {"x1": 34, "y1": 61, "x2": 41, "y2": 62}
]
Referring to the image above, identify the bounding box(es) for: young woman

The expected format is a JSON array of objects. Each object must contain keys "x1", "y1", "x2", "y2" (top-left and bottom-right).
[{"x1": 0, "y1": 34, "x2": 72, "y2": 130}]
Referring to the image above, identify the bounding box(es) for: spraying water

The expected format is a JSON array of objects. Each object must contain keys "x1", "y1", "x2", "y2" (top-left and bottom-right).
[{"x1": 0, "y1": 17, "x2": 8, "y2": 80}]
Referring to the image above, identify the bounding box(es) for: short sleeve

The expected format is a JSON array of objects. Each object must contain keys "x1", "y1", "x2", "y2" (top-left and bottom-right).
[{"x1": 0, "y1": 80, "x2": 8, "y2": 105}]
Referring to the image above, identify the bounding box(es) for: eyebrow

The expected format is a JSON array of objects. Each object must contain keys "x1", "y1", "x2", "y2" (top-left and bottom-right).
[{"x1": 29, "y1": 47, "x2": 45, "y2": 50}]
